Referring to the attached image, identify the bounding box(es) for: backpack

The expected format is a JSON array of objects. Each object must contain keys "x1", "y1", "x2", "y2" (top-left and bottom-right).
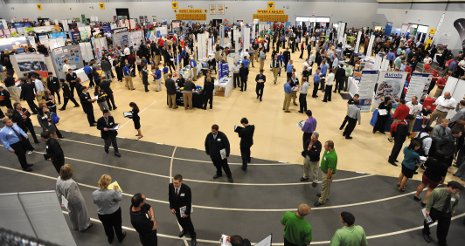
[
  {"x1": 51, "y1": 112, "x2": 60, "y2": 124},
  {"x1": 433, "y1": 136, "x2": 455, "y2": 157},
  {"x1": 415, "y1": 133, "x2": 431, "y2": 156}
]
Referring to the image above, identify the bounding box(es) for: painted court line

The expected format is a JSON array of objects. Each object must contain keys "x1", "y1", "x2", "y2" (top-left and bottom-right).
[
  {"x1": 61, "y1": 208, "x2": 465, "y2": 245},
  {"x1": 26, "y1": 149, "x2": 374, "y2": 186},
  {"x1": 0, "y1": 165, "x2": 423, "y2": 212},
  {"x1": 58, "y1": 137, "x2": 289, "y2": 166}
]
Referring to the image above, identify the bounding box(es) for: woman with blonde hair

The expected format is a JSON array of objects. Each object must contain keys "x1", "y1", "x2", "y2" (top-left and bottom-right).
[
  {"x1": 55, "y1": 164, "x2": 92, "y2": 231},
  {"x1": 92, "y1": 174, "x2": 126, "y2": 244}
]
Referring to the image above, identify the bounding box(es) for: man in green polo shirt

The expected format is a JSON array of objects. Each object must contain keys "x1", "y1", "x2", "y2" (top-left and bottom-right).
[
  {"x1": 281, "y1": 203, "x2": 312, "y2": 246},
  {"x1": 330, "y1": 211, "x2": 368, "y2": 246},
  {"x1": 315, "y1": 140, "x2": 337, "y2": 207}
]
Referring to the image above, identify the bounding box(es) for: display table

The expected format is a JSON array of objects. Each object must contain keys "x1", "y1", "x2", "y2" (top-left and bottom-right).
[
  {"x1": 369, "y1": 109, "x2": 424, "y2": 132},
  {"x1": 176, "y1": 91, "x2": 204, "y2": 108},
  {"x1": 214, "y1": 77, "x2": 233, "y2": 97},
  {"x1": 348, "y1": 77, "x2": 359, "y2": 97},
  {"x1": 179, "y1": 65, "x2": 202, "y2": 80}
]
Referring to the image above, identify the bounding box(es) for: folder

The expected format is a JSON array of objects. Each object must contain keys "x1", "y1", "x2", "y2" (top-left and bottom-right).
[{"x1": 123, "y1": 112, "x2": 133, "y2": 118}]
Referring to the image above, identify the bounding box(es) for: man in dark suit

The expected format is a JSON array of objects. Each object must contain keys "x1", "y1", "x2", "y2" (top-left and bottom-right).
[
  {"x1": 79, "y1": 86, "x2": 97, "y2": 126},
  {"x1": 11, "y1": 102, "x2": 39, "y2": 144},
  {"x1": 46, "y1": 72, "x2": 61, "y2": 104},
  {"x1": 19, "y1": 78, "x2": 39, "y2": 114},
  {"x1": 100, "y1": 79, "x2": 117, "y2": 110},
  {"x1": 168, "y1": 174, "x2": 197, "y2": 246},
  {"x1": 234, "y1": 118, "x2": 255, "y2": 171},
  {"x1": 204, "y1": 124, "x2": 233, "y2": 182},
  {"x1": 41, "y1": 131, "x2": 64, "y2": 173},
  {"x1": 59, "y1": 79, "x2": 80, "y2": 110},
  {"x1": 97, "y1": 110, "x2": 121, "y2": 157}
]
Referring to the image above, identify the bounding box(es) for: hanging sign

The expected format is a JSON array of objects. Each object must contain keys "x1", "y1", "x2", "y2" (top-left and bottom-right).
[
  {"x1": 172, "y1": 1, "x2": 179, "y2": 10},
  {"x1": 267, "y1": 2, "x2": 275, "y2": 10},
  {"x1": 36, "y1": 4, "x2": 43, "y2": 10},
  {"x1": 99, "y1": 2, "x2": 105, "y2": 10}
]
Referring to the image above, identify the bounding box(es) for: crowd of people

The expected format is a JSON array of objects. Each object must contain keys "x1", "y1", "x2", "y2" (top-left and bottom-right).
[{"x1": 1, "y1": 19, "x2": 465, "y2": 246}]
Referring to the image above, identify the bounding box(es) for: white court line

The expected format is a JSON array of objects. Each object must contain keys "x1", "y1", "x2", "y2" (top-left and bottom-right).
[
  {"x1": 0, "y1": 165, "x2": 424, "y2": 212},
  {"x1": 61, "y1": 207, "x2": 465, "y2": 245},
  {"x1": 25, "y1": 148, "x2": 374, "y2": 186},
  {"x1": 57, "y1": 137, "x2": 289, "y2": 166},
  {"x1": 119, "y1": 99, "x2": 159, "y2": 130}
]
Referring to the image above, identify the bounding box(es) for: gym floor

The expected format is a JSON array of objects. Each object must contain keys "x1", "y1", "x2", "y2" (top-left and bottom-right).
[{"x1": 0, "y1": 130, "x2": 463, "y2": 245}]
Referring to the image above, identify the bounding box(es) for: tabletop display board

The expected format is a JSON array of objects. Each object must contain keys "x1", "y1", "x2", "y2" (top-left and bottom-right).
[
  {"x1": 51, "y1": 45, "x2": 84, "y2": 79},
  {"x1": 358, "y1": 70, "x2": 379, "y2": 111},
  {"x1": 79, "y1": 42, "x2": 94, "y2": 63},
  {"x1": 129, "y1": 30, "x2": 144, "y2": 50},
  {"x1": 92, "y1": 37, "x2": 108, "y2": 60},
  {"x1": 112, "y1": 29, "x2": 130, "y2": 49},
  {"x1": 0, "y1": 36, "x2": 28, "y2": 51},
  {"x1": 10, "y1": 53, "x2": 48, "y2": 78}
]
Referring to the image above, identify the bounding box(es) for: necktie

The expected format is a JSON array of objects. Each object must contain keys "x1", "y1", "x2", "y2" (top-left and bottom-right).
[
  {"x1": 175, "y1": 188, "x2": 179, "y2": 195},
  {"x1": 442, "y1": 193, "x2": 452, "y2": 214}
]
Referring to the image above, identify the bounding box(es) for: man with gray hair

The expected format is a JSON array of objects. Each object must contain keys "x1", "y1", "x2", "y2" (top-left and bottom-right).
[{"x1": 301, "y1": 132, "x2": 322, "y2": 188}]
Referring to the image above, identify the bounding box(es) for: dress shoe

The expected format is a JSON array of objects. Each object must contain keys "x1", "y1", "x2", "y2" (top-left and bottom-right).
[
  {"x1": 23, "y1": 167, "x2": 33, "y2": 172},
  {"x1": 313, "y1": 201, "x2": 323, "y2": 207},
  {"x1": 241, "y1": 166, "x2": 247, "y2": 171},
  {"x1": 339, "y1": 126, "x2": 343, "y2": 130},
  {"x1": 228, "y1": 177, "x2": 234, "y2": 183},
  {"x1": 345, "y1": 136, "x2": 353, "y2": 139},
  {"x1": 413, "y1": 196, "x2": 421, "y2": 201},
  {"x1": 105, "y1": 149, "x2": 109, "y2": 154},
  {"x1": 59, "y1": 108, "x2": 65, "y2": 111},
  {"x1": 300, "y1": 177, "x2": 309, "y2": 182},
  {"x1": 27, "y1": 164, "x2": 34, "y2": 167},
  {"x1": 422, "y1": 233, "x2": 432, "y2": 243},
  {"x1": 212, "y1": 174, "x2": 223, "y2": 179},
  {"x1": 311, "y1": 182, "x2": 318, "y2": 188},
  {"x1": 388, "y1": 160, "x2": 398, "y2": 166},
  {"x1": 113, "y1": 107, "x2": 117, "y2": 110},
  {"x1": 74, "y1": 105, "x2": 80, "y2": 108},
  {"x1": 178, "y1": 230, "x2": 186, "y2": 237},
  {"x1": 421, "y1": 202, "x2": 426, "y2": 207},
  {"x1": 89, "y1": 124, "x2": 96, "y2": 127},
  {"x1": 80, "y1": 223, "x2": 93, "y2": 232},
  {"x1": 118, "y1": 231, "x2": 127, "y2": 243},
  {"x1": 114, "y1": 152, "x2": 121, "y2": 157},
  {"x1": 190, "y1": 238, "x2": 197, "y2": 246}
]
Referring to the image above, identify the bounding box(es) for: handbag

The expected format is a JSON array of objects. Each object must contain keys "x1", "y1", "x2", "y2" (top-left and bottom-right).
[{"x1": 51, "y1": 112, "x2": 60, "y2": 124}]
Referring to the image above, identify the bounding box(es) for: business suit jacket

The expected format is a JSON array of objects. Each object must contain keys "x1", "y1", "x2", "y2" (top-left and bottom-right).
[
  {"x1": 204, "y1": 131, "x2": 230, "y2": 160},
  {"x1": 235, "y1": 125, "x2": 255, "y2": 148},
  {"x1": 168, "y1": 183, "x2": 192, "y2": 215},
  {"x1": 45, "y1": 138, "x2": 64, "y2": 161},
  {"x1": 97, "y1": 116, "x2": 118, "y2": 139},
  {"x1": 99, "y1": 80, "x2": 113, "y2": 95},
  {"x1": 11, "y1": 109, "x2": 32, "y2": 132},
  {"x1": 47, "y1": 76, "x2": 60, "y2": 92},
  {"x1": 20, "y1": 82, "x2": 36, "y2": 100}
]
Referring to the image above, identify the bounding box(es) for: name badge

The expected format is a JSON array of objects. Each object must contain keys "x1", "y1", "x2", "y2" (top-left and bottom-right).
[
  {"x1": 451, "y1": 197, "x2": 456, "y2": 203},
  {"x1": 217, "y1": 138, "x2": 221, "y2": 142},
  {"x1": 110, "y1": 122, "x2": 114, "y2": 125},
  {"x1": 180, "y1": 193, "x2": 185, "y2": 197}
]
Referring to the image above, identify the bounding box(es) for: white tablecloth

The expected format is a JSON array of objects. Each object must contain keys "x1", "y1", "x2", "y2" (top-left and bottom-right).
[{"x1": 214, "y1": 77, "x2": 233, "y2": 97}]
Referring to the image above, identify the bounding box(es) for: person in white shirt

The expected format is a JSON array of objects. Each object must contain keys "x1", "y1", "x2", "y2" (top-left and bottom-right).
[
  {"x1": 33, "y1": 75, "x2": 45, "y2": 102},
  {"x1": 322, "y1": 69, "x2": 335, "y2": 102},
  {"x1": 62, "y1": 59, "x2": 71, "y2": 77},
  {"x1": 232, "y1": 62, "x2": 240, "y2": 88},
  {"x1": 430, "y1": 92, "x2": 457, "y2": 125},
  {"x1": 123, "y1": 45, "x2": 131, "y2": 56},
  {"x1": 406, "y1": 96, "x2": 423, "y2": 132},
  {"x1": 415, "y1": 127, "x2": 433, "y2": 156},
  {"x1": 299, "y1": 78, "x2": 310, "y2": 113}
]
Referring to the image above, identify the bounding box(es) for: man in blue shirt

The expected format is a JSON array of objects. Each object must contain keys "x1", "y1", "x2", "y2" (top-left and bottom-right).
[
  {"x1": 312, "y1": 68, "x2": 321, "y2": 98},
  {"x1": 286, "y1": 60, "x2": 294, "y2": 80},
  {"x1": 123, "y1": 63, "x2": 134, "y2": 90},
  {"x1": 319, "y1": 60, "x2": 328, "y2": 90},
  {"x1": 189, "y1": 57, "x2": 198, "y2": 81},
  {"x1": 283, "y1": 80, "x2": 293, "y2": 112},
  {"x1": 0, "y1": 118, "x2": 34, "y2": 171}
]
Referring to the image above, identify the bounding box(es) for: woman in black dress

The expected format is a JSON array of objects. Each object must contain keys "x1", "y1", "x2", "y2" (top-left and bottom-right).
[
  {"x1": 129, "y1": 102, "x2": 142, "y2": 139},
  {"x1": 373, "y1": 96, "x2": 393, "y2": 134}
]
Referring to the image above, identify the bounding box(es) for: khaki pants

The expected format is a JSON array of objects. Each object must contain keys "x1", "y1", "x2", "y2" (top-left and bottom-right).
[
  {"x1": 155, "y1": 79, "x2": 162, "y2": 92},
  {"x1": 7, "y1": 86, "x2": 20, "y2": 102},
  {"x1": 36, "y1": 91, "x2": 45, "y2": 102},
  {"x1": 124, "y1": 76, "x2": 134, "y2": 90},
  {"x1": 192, "y1": 67, "x2": 198, "y2": 81},
  {"x1": 303, "y1": 156, "x2": 319, "y2": 182},
  {"x1": 272, "y1": 68, "x2": 279, "y2": 84},
  {"x1": 259, "y1": 59, "x2": 265, "y2": 71},
  {"x1": 167, "y1": 94, "x2": 177, "y2": 108},
  {"x1": 430, "y1": 110, "x2": 448, "y2": 125},
  {"x1": 250, "y1": 54, "x2": 255, "y2": 67},
  {"x1": 433, "y1": 88, "x2": 443, "y2": 98},
  {"x1": 283, "y1": 93, "x2": 292, "y2": 111},
  {"x1": 155, "y1": 55, "x2": 161, "y2": 66},
  {"x1": 291, "y1": 91, "x2": 297, "y2": 104},
  {"x1": 183, "y1": 92, "x2": 193, "y2": 109},
  {"x1": 319, "y1": 173, "x2": 334, "y2": 204}
]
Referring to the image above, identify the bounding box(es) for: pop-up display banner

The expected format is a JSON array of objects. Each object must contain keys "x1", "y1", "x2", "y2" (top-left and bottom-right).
[
  {"x1": 405, "y1": 73, "x2": 432, "y2": 101},
  {"x1": 374, "y1": 71, "x2": 408, "y2": 107},
  {"x1": 358, "y1": 70, "x2": 379, "y2": 111},
  {"x1": 51, "y1": 44, "x2": 84, "y2": 79}
]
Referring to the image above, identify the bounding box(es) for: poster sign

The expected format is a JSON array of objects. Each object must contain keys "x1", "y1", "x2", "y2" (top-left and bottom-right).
[
  {"x1": 10, "y1": 53, "x2": 48, "y2": 78},
  {"x1": 375, "y1": 71, "x2": 408, "y2": 106},
  {"x1": 405, "y1": 73, "x2": 432, "y2": 101},
  {"x1": 358, "y1": 70, "x2": 379, "y2": 111}
]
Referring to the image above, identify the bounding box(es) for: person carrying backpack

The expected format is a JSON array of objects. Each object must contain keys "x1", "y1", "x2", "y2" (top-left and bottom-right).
[{"x1": 388, "y1": 116, "x2": 413, "y2": 166}]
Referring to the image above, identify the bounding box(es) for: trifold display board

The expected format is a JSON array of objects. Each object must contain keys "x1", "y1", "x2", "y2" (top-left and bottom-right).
[
  {"x1": 242, "y1": 27, "x2": 251, "y2": 51},
  {"x1": 442, "y1": 77, "x2": 465, "y2": 118},
  {"x1": 10, "y1": 53, "x2": 48, "y2": 78},
  {"x1": 51, "y1": 45, "x2": 84, "y2": 79},
  {"x1": 197, "y1": 32, "x2": 209, "y2": 61},
  {"x1": 112, "y1": 28, "x2": 130, "y2": 48},
  {"x1": 0, "y1": 191, "x2": 77, "y2": 246},
  {"x1": 92, "y1": 37, "x2": 108, "y2": 61},
  {"x1": 405, "y1": 73, "x2": 432, "y2": 101},
  {"x1": 79, "y1": 42, "x2": 94, "y2": 63},
  {"x1": 129, "y1": 30, "x2": 144, "y2": 51},
  {"x1": 358, "y1": 70, "x2": 379, "y2": 111}
]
